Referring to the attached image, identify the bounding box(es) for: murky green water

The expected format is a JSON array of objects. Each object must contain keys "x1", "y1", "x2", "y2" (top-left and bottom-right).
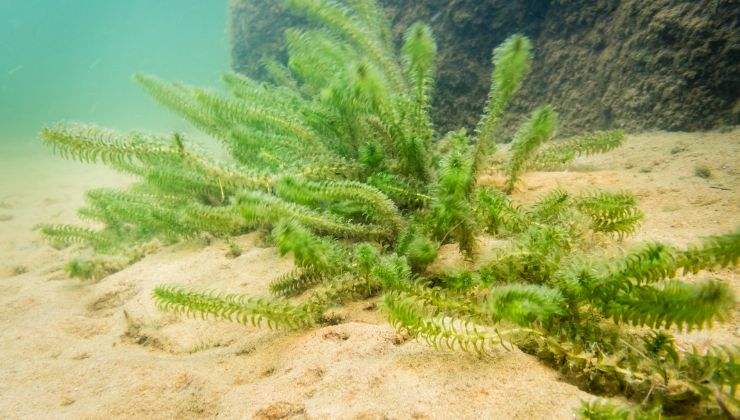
[{"x1": 0, "y1": 1, "x2": 228, "y2": 156}]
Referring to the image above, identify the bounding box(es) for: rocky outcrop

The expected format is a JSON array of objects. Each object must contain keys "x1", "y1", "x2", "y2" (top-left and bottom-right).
[
  {"x1": 515, "y1": 0, "x2": 739, "y2": 134},
  {"x1": 230, "y1": 0, "x2": 739, "y2": 135}
]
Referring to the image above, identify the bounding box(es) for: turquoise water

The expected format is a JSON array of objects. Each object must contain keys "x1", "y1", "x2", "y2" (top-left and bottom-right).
[{"x1": 0, "y1": 1, "x2": 228, "y2": 155}]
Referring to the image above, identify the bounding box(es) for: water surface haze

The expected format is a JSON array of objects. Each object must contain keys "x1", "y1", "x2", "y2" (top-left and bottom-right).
[{"x1": 0, "y1": 0, "x2": 228, "y2": 159}]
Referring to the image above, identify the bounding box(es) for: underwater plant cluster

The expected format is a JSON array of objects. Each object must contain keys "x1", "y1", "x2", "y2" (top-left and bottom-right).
[{"x1": 40, "y1": 0, "x2": 737, "y2": 417}]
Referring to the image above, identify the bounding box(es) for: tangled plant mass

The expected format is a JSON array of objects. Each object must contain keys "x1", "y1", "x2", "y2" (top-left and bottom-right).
[{"x1": 39, "y1": 0, "x2": 737, "y2": 417}]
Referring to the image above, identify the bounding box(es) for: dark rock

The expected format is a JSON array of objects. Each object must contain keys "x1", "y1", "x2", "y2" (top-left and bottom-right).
[{"x1": 230, "y1": 0, "x2": 739, "y2": 135}]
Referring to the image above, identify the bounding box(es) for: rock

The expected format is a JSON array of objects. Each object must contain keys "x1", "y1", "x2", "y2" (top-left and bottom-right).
[{"x1": 229, "y1": 0, "x2": 738, "y2": 134}]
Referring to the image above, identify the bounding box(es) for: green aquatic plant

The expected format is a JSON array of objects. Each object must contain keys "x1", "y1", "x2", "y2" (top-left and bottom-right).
[
  {"x1": 528, "y1": 130, "x2": 626, "y2": 171},
  {"x1": 65, "y1": 258, "x2": 120, "y2": 281},
  {"x1": 225, "y1": 240, "x2": 242, "y2": 258},
  {"x1": 694, "y1": 164, "x2": 712, "y2": 179},
  {"x1": 40, "y1": 0, "x2": 737, "y2": 417},
  {"x1": 505, "y1": 105, "x2": 558, "y2": 192},
  {"x1": 579, "y1": 399, "x2": 662, "y2": 420},
  {"x1": 11, "y1": 265, "x2": 29, "y2": 276}
]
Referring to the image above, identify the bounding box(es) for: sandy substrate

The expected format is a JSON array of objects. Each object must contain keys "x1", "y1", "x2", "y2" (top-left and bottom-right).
[{"x1": 0, "y1": 130, "x2": 737, "y2": 419}]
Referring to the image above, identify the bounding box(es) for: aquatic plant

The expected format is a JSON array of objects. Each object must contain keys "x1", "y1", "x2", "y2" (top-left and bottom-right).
[
  {"x1": 40, "y1": 0, "x2": 737, "y2": 416},
  {"x1": 694, "y1": 164, "x2": 712, "y2": 179},
  {"x1": 225, "y1": 240, "x2": 243, "y2": 258},
  {"x1": 579, "y1": 399, "x2": 663, "y2": 419}
]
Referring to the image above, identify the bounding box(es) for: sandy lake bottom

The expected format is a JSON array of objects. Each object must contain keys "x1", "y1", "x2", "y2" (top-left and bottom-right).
[{"x1": 0, "y1": 130, "x2": 737, "y2": 418}]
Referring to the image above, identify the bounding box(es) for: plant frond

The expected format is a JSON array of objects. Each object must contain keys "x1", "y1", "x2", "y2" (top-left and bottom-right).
[
  {"x1": 681, "y1": 345, "x2": 739, "y2": 397},
  {"x1": 345, "y1": 0, "x2": 392, "y2": 47},
  {"x1": 41, "y1": 123, "x2": 172, "y2": 172},
  {"x1": 430, "y1": 129, "x2": 477, "y2": 256},
  {"x1": 237, "y1": 191, "x2": 387, "y2": 240},
  {"x1": 371, "y1": 254, "x2": 480, "y2": 319},
  {"x1": 607, "y1": 242, "x2": 680, "y2": 288},
  {"x1": 402, "y1": 22, "x2": 436, "y2": 114},
  {"x1": 383, "y1": 292, "x2": 532, "y2": 356},
  {"x1": 480, "y1": 224, "x2": 572, "y2": 285},
  {"x1": 221, "y1": 72, "x2": 308, "y2": 113},
  {"x1": 529, "y1": 130, "x2": 625, "y2": 170},
  {"x1": 272, "y1": 219, "x2": 345, "y2": 274},
  {"x1": 283, "y1": 0, "x2": 405, "y2": 91},
  {"x1": 473, "y1": 34, "x2": 532, "y2": 173},
  {"x1": 65, "y1": 256, "x2": 130, "y2": 281},
  {"x1": 153, "y1": 285, "x2": 312, "y2": 329},
  {"x1": 488, "y1": 284, "x2": 566, "y2": 326},
  {"x1": 353, "y1": 242, "x2": 381, "y2": 276},
  {"x1": 261, "y1": 57, "x2": 303, "y2": 92},
  {"x1": 135, "y1": 74, "x2": 224, "y2": 138},
  {"x1": 605, "y1": 279, "x2": 734, "y2": 330},
  {"x1": 75, "y1": 189, "x2": 192, "y2": 240},
  {"x1": 179, "y1": 203, "x2": 246, "y2": 236},
  {"x1": 576, "y1": 190, "x2": 643, "y2": 236},
  {"x1": 476, "y1": 187, "x2": 527, "y2": 234},
  {"x1": 578, "y1": 399, "x2": 662, "y2": 420},
  {"x1": 275, "y1": 175, "x2": 403, "y2": 232},
  {"x1": 40, "y1": 224, "x2": 113, "y2": 251},
  {"x1": 193, "y1": 87, "x2": 325, "y2": 151},
  {"x1": 505, "y1": 105, "x2": 558, "y2": 192},
  {"x1": 300, "y1": 274, "x2": 381, "y2": 319},
  {"x1": 268, "y1": 269, "x2": 328, "y2": 297},
  {"x1": 396, "y1": 227, "x2": 438, "y2": 272},
  {"x1": 285, "y1": 28, "x2": 357, "y2": 94},
  {"x1": 527, "y1": 188, "x2": 572, "y2": 224},
  {"x1": 604, "y1": 232, "x2": 739, "y2": 289},
  {"x1": 680, "y1": 230, "x2": 740, "y2": 273},
  {"x1": 366, "y1": 172, "x2": 429, "y2": 208}
]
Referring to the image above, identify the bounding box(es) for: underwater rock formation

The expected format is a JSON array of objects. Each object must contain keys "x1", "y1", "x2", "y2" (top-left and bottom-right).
[{"x1": 230, "y1": 0, "x2": 738, "y2": 134}]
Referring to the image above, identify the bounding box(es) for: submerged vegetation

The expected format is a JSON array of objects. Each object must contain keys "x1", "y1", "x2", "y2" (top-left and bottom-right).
[{"x1": 40, "y1": 0, "x2": 737, "y2": 417}]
